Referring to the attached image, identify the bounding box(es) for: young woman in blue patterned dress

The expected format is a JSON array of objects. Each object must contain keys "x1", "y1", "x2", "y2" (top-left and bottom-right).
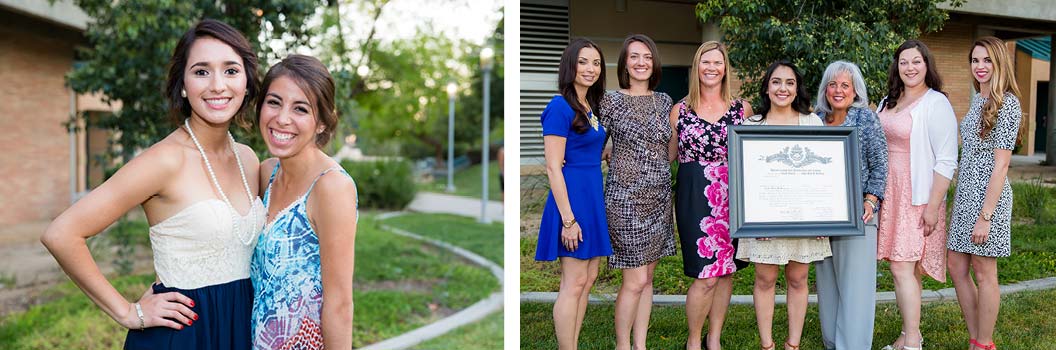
[
  {"x1": 534, "y1": 38, "x2": 612, "y2": 350},
  {"x1": 947, "y1": 36, "x2": 1022, "y2": 350},
  {"x1": 250, "y1": 55, "x2": 358, "y2": 350},
  {"x1": 42, "y1": 20, "x2": 264, "y2": 350}
]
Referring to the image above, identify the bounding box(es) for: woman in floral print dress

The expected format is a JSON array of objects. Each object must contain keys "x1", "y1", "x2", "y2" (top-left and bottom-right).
[{"x1": 670, "y1": 40, "x2": 753, "y2": 350}]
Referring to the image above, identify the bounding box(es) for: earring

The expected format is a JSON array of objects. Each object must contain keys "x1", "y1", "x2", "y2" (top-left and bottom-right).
[{"x1": 180, "y1": 89, "x2": 187, "y2": 98}]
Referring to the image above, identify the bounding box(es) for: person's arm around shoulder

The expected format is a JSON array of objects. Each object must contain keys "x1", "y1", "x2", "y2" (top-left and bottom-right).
[
  {"x1": 308, "y1": 170, "x2": 359, "y2": 349},
  {"x1": 41, "y1": 142, "x2": 196, "y2": 330},
  {"x1": 667, "y1": 102, "x2": 681, "y2": 162},
  {"x1": 741, "y1": 100, "x2": 755, "y2": 122}
]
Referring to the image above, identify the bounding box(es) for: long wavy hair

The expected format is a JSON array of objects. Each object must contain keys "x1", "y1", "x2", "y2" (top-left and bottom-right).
[
  {"x1": 558, "y1": 38, "x2": 606, "y2": 134},
  {"x1": 881, "y1": 40, "x2": 946, "y2": 112},
  {"x1": 753, "y1": 60, "x2": 811, "y2": 121},
  {"x1": 971, "y1": 36, "x2": 1021, "y2": 139},
  {"x1": 687, "y1": 41, "x2": 732, "y2": 115}
]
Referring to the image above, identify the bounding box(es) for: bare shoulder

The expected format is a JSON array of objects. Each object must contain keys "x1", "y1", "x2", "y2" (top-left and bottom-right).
[
  {"x1": 234, "y1": 142, "x2": 261, "y2": 165},
  {"x1": 132, "y1": 132, "x2": 187, "y2": 173},
  {"x1": 313, "y1": 166, "x2": 359, "y2": 201}
]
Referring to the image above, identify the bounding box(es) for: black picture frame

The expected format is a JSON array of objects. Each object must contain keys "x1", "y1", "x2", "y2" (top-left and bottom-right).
[{"x1": 728, "y1": 125, "x2": 864, "y2": 238}]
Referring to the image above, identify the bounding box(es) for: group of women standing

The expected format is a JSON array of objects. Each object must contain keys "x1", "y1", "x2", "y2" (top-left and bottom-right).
[
  {"x1": 536, "y1": 33, "x2": 1022, "y2": 350},
  {"x1": 42, "y1": 19, "x2": 358, "y2": 350}
]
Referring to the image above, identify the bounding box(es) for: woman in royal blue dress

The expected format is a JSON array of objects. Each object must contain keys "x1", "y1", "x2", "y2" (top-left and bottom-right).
[
  {"x1": 250, "y1": 55, "x2": 358, "y2": 349},
  {"x1": 534, "y1": 37, "x2": 612, "y2": 350},
  {"x1": 42, "y1": 19, "x2": 264, "y2": 349}
]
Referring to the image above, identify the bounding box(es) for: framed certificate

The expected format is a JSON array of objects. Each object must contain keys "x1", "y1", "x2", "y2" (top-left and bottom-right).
[{"x1": 728, "y1": 126, "x2": 864, "y2": 238}]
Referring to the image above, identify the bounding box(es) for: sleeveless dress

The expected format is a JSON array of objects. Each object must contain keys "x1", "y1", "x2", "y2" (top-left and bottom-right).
[
  {"x1": 535, "y1": 95, "x2": 613, "y2": 261},
  {"x1": 251, "y1": 163, "x2": 357, "y2": 350},
  {"x1": 124, "y1": 155, "x2": 265, "y2": 350},
  {"x1": 877, "y1": 99, "x2": 947, "y2": 281},
  {"x1": 599, "y1": 91, "x2": 677, "y2": 269},
  {"x1": 674, "y1": 99, "x2": 748, "y2": 279},
  {"x1": 734, "y1": 113, "x2": 832, "y2": 265},
  {"x1": 947, "y1": 94, "x2": 1021, "y2": 257}
]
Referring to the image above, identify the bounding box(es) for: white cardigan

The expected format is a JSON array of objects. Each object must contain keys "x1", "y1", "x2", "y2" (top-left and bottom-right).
[{"x1": 877, "y1": 89, "x2": 958, "y2": 205}]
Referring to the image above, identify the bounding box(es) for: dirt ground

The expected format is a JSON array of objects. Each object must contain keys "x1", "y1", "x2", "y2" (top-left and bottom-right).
[{"x1": 0, "y1": 219, "x2": 154, "y2": 318}]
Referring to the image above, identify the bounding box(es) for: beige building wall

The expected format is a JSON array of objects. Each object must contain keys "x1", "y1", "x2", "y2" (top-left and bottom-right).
[{"x1": 0, "y1": 13, "x2": 78, "y2": 226}]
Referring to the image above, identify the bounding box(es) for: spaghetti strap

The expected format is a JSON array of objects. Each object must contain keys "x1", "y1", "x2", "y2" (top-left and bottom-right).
[
  {"x1": 262, "y1": 162, "x2": 281, "y2": 208},
  {"x1": 304, "y1": 165, "x2": 353, "y2": 202}
]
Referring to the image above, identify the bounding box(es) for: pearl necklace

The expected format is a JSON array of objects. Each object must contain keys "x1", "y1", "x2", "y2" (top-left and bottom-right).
[{"x1": 184, "y1": 118, "x2": 256, "y2": 246}]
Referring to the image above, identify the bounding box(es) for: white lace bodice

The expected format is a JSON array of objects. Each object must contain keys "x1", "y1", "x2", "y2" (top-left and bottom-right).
[{"x1": 149, "y1": 198, "x2": 265, "y2": 289}]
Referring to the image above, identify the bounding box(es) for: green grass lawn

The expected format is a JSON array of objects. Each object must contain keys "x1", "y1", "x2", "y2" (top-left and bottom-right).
[
  {"x1": 420, "y1": 163, "x2": 503, "y2": 201},
  {"x1": 0, "y1": 214, "x2": 497, "y2": 349},
  {"x1": 381, "y1": 212, "x2": 504, "y2": 349},
  {"x1": 382, "y1": 213, "x2": 504, "y2": 266},
  {"x1": 521, "y1": 287, "x2": 1056, "y2": 350}
]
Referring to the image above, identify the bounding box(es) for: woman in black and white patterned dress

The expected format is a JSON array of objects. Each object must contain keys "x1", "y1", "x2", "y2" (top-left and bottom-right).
[
  {"x1": 947, "y1": 36, "x2": 1022, "y2": 350},
  {"x1": 599, "y1": 34, "x2": 676, "y2": 350}
]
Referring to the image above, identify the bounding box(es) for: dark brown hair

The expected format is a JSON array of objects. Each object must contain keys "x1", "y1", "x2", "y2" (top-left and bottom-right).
[
  {"x1": 558, "y1": 38, "x2": 606, "y2": 134},
  {"x1": 755, "y1": 60, "x2": 812, "y2": 119},
  {"x1": 165, "y1": 19, "x2": 260, "y2": 128},
  {"x1": 616, "y1": 34, "x2": 661, "y2": 90},
  {"x1": 256, "y1": 54, "x2": 338, "y2": 148},
  {"x1": 881, "y1": 39, "x2": 945, "y2": 112}
]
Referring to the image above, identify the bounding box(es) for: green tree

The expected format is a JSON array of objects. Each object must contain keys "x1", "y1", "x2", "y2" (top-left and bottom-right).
[
  {"x1": 308, "y1": 0, "x2": 502, "y2": 164},
  {"x1": 696, "y1": 0, "x2": 964, "y2": 108},
  {"x1": 66, "y1": 0, "x2": 323, "y2": 163}
]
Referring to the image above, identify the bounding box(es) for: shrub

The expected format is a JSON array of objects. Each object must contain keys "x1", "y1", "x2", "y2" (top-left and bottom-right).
[
  {"x1": 341, "y1": 159, "x2": 417, "y2": 210},
  {"x1": 1012, "y1": 177, "x2": 1055, "y2": 224}
]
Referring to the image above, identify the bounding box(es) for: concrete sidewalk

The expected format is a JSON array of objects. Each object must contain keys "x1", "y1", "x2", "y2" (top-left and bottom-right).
[
  {"x1": 407, "y1": 192, "x2": 504, "y2": 222},
  {"x1": 521, "y1": 277, "x2": 1056, "y2": 306}
]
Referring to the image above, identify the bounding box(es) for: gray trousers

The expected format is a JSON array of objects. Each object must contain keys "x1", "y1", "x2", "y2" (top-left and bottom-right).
[{"x1": 815, "y1": 217, "x2": 877, "y2": 350}]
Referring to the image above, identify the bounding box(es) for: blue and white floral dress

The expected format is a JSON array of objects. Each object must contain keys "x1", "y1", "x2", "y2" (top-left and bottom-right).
[{"x1": 250, "y1": 163, "x2": 357, "y2": 350}]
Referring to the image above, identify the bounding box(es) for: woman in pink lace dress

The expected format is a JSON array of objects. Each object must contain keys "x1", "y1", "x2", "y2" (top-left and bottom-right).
[{"x1": 876, "y1": 40, "x2": 959, "y2": 350}]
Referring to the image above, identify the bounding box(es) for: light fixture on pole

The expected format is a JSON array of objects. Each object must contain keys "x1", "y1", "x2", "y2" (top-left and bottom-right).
[
  {"x1": 479, "y1": 47, "x2": 494, "y2": 223},
  {"x1": 446, "y1": 82, "x2": 458, "y2": 193}
]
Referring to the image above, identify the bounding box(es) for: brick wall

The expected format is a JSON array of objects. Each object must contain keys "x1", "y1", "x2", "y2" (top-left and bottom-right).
[
  {"x1": 0, "y1": 17, "x2": 77, "y2": 226},
  {"x1": 921, "y1": 21, "x2": 977, "y2": 120}
]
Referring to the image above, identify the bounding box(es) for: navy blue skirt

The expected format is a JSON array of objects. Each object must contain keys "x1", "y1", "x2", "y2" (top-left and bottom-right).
[{"x1": 124, "y1": 278, "x2": 253, "y2": 350}]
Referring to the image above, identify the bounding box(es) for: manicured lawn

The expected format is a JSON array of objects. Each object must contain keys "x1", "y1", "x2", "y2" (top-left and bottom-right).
[
  {"x1": 382, "y1": 213, "x2": 504, "y2": 266},
  {"x1": 420, "y1": 163, "x2": 503, "y2": 201},
  {"x1": 521, "y1": 287, "x2": 1056, "y2": 350},
  {"x1": 416, "y1": 310, "x2": 504, "y2": 349},
  {"x1": 381, "y1": 212, "x2": 504, "y2": 349},
  {"x1": 0, "y1": 214, "x2": 497, "y2": 349}
]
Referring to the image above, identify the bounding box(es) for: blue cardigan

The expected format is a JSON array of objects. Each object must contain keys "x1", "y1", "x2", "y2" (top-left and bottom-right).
[{"x1": 817, "y1": 106, "x2": 889, "y2": 202}]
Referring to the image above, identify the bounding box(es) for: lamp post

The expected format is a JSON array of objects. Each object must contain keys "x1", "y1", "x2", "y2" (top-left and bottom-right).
[
  {"x1": 446, "y1": 82, "x2": 457, "y2": 193},
  {"x1": 479, "y1": 47, "x2": 494, "y2": 223}
]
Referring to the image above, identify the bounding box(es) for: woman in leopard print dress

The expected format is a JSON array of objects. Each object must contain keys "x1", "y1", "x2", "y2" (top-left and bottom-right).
[
  {"x1": 599, "y1": 34, "x2": 676, "y2": 350},
  {"x1": 946, "y1": 36, "x2": 1022, "y2": 350}
]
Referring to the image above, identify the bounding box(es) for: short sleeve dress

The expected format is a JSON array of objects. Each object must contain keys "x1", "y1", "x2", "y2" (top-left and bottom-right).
[
  {"x1": 599, "y1": 90, "x2": 677, "y2": 269},
  {"x1": 947, "y1": 94, "x2": 1021, "y2": 257},
  {"x1": 734, "y1": 113, "x2": 833, "y2": 265},
  {"x1": 675, "y1": 99, "x2": 749, "y2": 279},
  {"x1": 535, "y1": 96, "x2": 613, "y2": 261}
]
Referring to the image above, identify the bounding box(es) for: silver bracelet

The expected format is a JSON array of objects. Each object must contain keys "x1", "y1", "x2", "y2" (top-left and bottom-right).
[
  {"x1": 133, "y1": 302, "x2": 145, "y2": 330},
  {"x1": 864, "y1": 198, "x2": 880, "y2": 213}
]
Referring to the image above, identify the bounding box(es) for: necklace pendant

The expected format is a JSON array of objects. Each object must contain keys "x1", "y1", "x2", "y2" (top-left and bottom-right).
[{"x1": 588, "y1": 112, "x2": 599, "y2": 131}]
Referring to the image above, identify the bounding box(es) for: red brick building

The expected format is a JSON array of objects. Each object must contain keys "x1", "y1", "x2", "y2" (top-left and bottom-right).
[{"x1": 0, "y1": 0, "x2": 116, "y2": 227}]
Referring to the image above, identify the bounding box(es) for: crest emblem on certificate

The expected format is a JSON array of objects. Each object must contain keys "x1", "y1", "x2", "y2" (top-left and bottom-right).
[{"x1": 758, "y1": 144, "x2": 831, "y2": 168}]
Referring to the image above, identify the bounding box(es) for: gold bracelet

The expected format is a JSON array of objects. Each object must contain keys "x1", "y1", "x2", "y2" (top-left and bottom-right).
[{"x1": 562, "y1": 218, "x2": 577, "y2": 228}]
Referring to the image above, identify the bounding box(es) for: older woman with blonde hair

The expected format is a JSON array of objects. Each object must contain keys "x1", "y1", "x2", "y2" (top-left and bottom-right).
[
  {"x1": 670, "y1": 40, "x2": 753, "y2": 350},
  {"x1": 812, "y1": 60, "x2": 888, "y2": 350}
]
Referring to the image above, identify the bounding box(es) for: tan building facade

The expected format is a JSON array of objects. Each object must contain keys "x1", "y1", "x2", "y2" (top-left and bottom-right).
[
  {"x1": 0, "y1": 1, "x2": 116, "y2": 226},
  {"x1": 520, "y1": 0, "x2": 1056, "y2": 164}
]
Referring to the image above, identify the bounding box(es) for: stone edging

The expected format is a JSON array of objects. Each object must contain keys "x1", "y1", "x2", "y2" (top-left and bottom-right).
[
  {"x1": 359, "y1": 212, "x2": 503, "y2": 350},
  {"x1": 520, "y1": 277, "x2": 1056, "y2": 305}
]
